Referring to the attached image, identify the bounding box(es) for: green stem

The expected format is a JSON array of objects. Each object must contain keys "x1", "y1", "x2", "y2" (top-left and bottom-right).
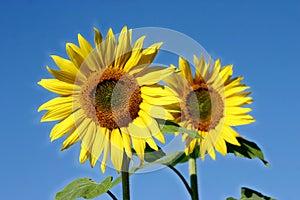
[
  {"x1": 121, "y1": 153, "x2": 130, "y2": 200},
  {"x1": 107, "y1": 190, "x2": 118, "y2": 200},
  {"x1": 167, "y1": 165, "x2": 192, "y2": 196},
  {"x1": 189, "y1": 151, "x2": 199, "y2": 200}
]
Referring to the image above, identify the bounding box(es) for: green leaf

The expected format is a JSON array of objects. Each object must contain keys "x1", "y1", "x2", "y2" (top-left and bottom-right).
[
  {"x1": 156, "y1": 119, "x2": 203, "y2": 139},
  {"x1": 55, "y1": 176, "x2": 113, "y2": 200},
  {"x1": 226, "y1": 187, "x2": 276, "y2": 200},
  {"x1": 227, "y1": 137, "x2": 269, "y2": 166}
]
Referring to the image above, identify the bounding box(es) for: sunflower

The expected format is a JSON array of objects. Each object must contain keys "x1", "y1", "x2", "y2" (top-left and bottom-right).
[
  {"x1": 38, "y1": 26, "x2": 178, "y2": 172},
  {"x1": 164, "y1": 55, "x2": 255, "y2": 159}
]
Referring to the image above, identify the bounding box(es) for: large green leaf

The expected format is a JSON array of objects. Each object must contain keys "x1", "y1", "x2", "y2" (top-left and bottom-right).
[
  {"x1": 227, "y1": 187, "x2": 276, "y2": 200},
  {"x1": 227, "y1": 137, "x2": 269, "y2": 166},
  {"x1": 156, "y1": 119, "x2": 203, "y2": 139},
  {"x1": 55, "y1": 176, "x2": 113, "y2": 200}
]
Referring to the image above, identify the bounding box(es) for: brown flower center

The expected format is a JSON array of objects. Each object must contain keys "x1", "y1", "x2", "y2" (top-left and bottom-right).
[
  {"x1": 184, "y1": 84, "x2": 224, "y2": 132},
  {"x1": 80, "y1": 68, "x2": 142, "y2": 130}
]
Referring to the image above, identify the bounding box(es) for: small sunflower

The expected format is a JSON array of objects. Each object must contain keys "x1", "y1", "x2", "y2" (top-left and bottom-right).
[
  {"x1": 38, "y1": 26, "x2": 178, "y2": 172},
  {"x1": 164, "y1": 55, "x2": 255, "y2": 159}
]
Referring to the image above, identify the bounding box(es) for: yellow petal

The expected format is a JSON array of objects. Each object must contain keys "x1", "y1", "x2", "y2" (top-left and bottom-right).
[
  {"x1": 133, "y1": 66, "x2": 164, "y2": 77},
  {"x1": 128, "y1": 117, "x2": 157, "y2": 150},
  {"x1": 38, "y1": 79, "x2": 80, "y2": 95},
  {"x1": 75, "y1": 117, "x2": 92, "y2": 140},
  {"x1": 123, "y1": 36, "x2": 145, "y2": 72},
  {"x1": 131, "y1": 137, "x2": 146, "y2": 163},
  {"x1": 141, "y1": 85, "x2": 176, "y2": 97},
  {"x1": 207, "y1": 149, "x2": 216, "y2": 160},
  {"x1": 231, "y1": 91, "x2": 252, "y2": 98},
  {"x1": 136, "y1": 65, "x2": 177, "y2": 86},
  {"x1": 94, "y1": 28, "x2": 105, "y2": 68},
  {"x1": 225, "y1": 107, "x2": 252, "y2": 115},
  {"x1": 38, "y1": 96, "x2": 73, "y2": 112},
  {"x1": 79, "y1": 142, "x2": 90, "y2": 163},
  {"x1": 139, "y1": 109, "x2": 165, "y2": 143},
  {"x1": 197, "y1": 55, "x2": 210, "y2": 81},
  {"x1": 152, "y1": 131, "x2": 165, "y2": 144},
  {"x1": 214, "y1": 137, "x2": 227, "y2": 156},
  {"x1": 222, "y1": 126, "x2": 241, "y2": 145},
  {"x1": 140, "y1": 102, "x2": 174, "y2": 120},
  {"x1": 120, "y1": 128, "x2": 132, "y2": 158},
  {"x1": 127, "y1": 63, "x2": 147, "y2": 76},
  {"x1": 66, "y1": 43, "x2": 84, "y2": 68},
  {"x1": 110, "y1": 129, "x2": 124, "y2": 172},
  {"x1": 141, "y1": 93, "x2": 179, "y2": 105},
  {"x1": 94, "y1": 27, "x2": 103, "y2": 47},
  {"x1": 179, "y1": 57, "x2": 193, "y2": 83},
  {"x1": 61, "y1": 129, "x2": 80, "y2": 150},
  {"x1": 115, "y1": 26, "x2": 131, "y2": 68},
  {"x1": 104, "y1": 28, "x2": 116, "y2": 67},
  {"x1": 50, "y1": 56, "x2": 86, "y2": 83},
  {"x1": 78, "y1": 34, "x2": 94, "y2": 57},
  {"x1": 226, "y1": 96, "x2": 253, "y2": 107},
  {"x1": 185, "y1": 138, "x2": 198, "y2": 155},
  {"x1": 225, "y1": 86, "x2": 250, "y2": 97},
  {"x1": 51, "y1": 55, "x2": 78, "y2": 75},
  {"x1": 225, "y1": 77, "x2": 244, "y2": 88},
  {"x1": 101, "y1": 131, "x2": 110, "y2": 173},
  {"x1": 90, "y1": 127, "x2": 107, "y2": 167},
  {"x1": 46, "y1": 66, "x2": 76, "y2": 84},
  {"x1": 201, "y1": 131, "x2": 215, "y2": 159},
  {"x1": 49, "y1": 113, "x2": 76, "y2": 141},
  {"x1": 129, "y1": 117, "x2": 151, "y2": 139},
  {"x1": 81, "y1": 121, "x2": 96, "y2": 154},
  {"x1": 219, "y1": 65, "x2": 233, "y2": 83},
  {"x1": 207, "y1": 59, "x2": 221, "y2": 84},
  {"x1": 128, "y1": 29, "x2": 132, "y2": 45},
  {"x1": 136, "y1": 42, "x2": 163, "y2": 67},
  {"x1": 194, "y1": 55, "x2": 203, "y2": 82},
  {"x1": 163, "y1": 73, "x2": 187, "y2": 95},
  {"x1": 225, "y1": 115, "x2": 255, "y2": 126},
  {"x1": 41, "y1": 102, "x2": 73, "y2": 122}
]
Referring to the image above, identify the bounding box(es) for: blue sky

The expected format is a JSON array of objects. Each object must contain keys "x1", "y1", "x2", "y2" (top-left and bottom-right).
[{"x1": 0, "y1": 0, "x2": 299, "y2": 199}]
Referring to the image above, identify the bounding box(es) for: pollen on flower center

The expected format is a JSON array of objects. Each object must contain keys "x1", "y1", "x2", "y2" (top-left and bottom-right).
[
  {"x1": 184, "y1": 84, "x2": 224, "y2": 132},
  {"x1": 91, "y1": 69, "x2": 143, "y2": 130}
]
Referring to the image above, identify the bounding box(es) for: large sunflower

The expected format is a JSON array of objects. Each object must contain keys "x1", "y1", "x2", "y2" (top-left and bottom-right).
[
  {"x1": 38, "y1": 26, "x2": 178, "y2": 172},
  {"x1": 164, "y1": 55, "x2": 255, "y2": 159}
]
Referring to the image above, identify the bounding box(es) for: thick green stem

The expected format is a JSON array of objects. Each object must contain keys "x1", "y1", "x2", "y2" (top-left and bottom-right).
[
  {"x1": 121, "y1": 154, "x2": 130, "y2": 200},
  {"x1": 189, "y1": 151, "x2": 199, "y2": 200}
]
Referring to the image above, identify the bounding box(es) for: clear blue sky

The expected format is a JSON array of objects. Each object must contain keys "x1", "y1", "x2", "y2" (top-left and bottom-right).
[{"x1": 0, "y1": 0, "x2": 299, "y2": 199}]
